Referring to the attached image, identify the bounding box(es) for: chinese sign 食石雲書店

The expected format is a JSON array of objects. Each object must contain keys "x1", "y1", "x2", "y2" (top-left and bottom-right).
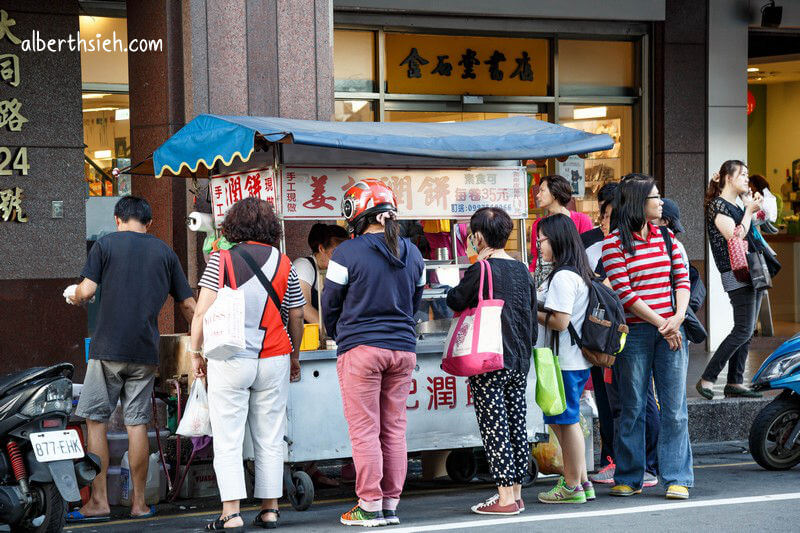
[{"x1": 386, "y1": 33, "x2": 548, "y2": 97}]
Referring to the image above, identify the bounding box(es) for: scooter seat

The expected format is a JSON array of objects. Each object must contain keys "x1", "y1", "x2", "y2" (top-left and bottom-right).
[{"x1": 0, "y1": 363, "x2": 73, "y2": 398}]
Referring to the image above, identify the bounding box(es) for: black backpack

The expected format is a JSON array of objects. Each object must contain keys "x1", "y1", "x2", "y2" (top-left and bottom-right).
[{"x1": 550, "y1": 266, "x2": 629, "y2": 368}]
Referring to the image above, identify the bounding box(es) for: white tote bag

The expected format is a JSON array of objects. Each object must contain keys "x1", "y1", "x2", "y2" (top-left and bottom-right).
[
  {"x1": 176, "y1": 379, "x2": 212, "y2": 437},
  {"x1": 203, "y1": 249, "x2": 246, "y2": 360}
]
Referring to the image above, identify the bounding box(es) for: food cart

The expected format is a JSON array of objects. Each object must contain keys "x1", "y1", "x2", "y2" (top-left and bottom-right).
[{"x1": 131, "y1": 115, "x2": 613, "y2": 508}]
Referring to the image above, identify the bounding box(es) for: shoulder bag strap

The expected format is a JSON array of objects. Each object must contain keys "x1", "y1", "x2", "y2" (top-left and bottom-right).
[
  {"x1": 660, "y1": 226, "x2": 677, "y2": 307},
  {"x1": 236, "y1": 247, "x2": 283, "y2": 311},
  {"x1": 477, "y1": 260, "x2": 487, "y2": 303},
  {"x1": 218, "y1": 249, "x2": 237, "y2": 290},
  {"x1": 567, "y1": 323, "x2": 582, "y2": 348}
]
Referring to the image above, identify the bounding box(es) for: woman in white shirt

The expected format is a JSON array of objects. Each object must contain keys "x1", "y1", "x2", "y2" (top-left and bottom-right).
[
  {"x1": 292, "y1": 223, "x2": 349, "y2": 324},
  {"x1": 535, "y1": 214, "x2": 594, "y2": 505}
]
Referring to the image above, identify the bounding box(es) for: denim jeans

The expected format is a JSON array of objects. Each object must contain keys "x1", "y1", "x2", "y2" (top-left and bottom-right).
[
  {"x1": 613, "y1": 323, "x2": 693, "y2": 488},
  {"x1": 594, "y1": 366, "x2": 660, "y2": 474},
  {"x1": 702, "y1": 286, "x2": 762, "y2": 385}
]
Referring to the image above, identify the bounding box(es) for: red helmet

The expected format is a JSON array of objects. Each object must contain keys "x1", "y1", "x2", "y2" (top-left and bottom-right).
[{"x1": 342, "y1": 179, "x2": 398, "y2": 233}]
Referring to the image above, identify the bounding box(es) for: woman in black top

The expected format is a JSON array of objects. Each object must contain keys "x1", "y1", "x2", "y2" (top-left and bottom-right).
[
  {"x1": 697, "y1": 160, "x2": 764, "y2": 399},
  {"x1": 447, "y1": 207, "x2": 537, "y2": 516}
]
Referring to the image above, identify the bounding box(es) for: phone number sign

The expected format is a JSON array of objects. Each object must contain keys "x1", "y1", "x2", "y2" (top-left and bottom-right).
[{"x1": 281, "y1": 167, "x2": 527, "y2": 220}]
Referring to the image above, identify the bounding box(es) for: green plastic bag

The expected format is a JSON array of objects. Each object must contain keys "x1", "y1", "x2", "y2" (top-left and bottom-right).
[{"x1": 534, "y1": 347, "x2": 567, "y2": 416}]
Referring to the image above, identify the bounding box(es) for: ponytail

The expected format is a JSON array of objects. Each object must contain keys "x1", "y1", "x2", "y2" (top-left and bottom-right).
[
  {"x1": 356, "y1": 210, "x2": 400, "y2": 258},
  {"x1": 384, "y1": 217, "x2": 399, "y2": 258},
  {"x1": 705, "y1": 160, "x2": 746, "y2": 209}
]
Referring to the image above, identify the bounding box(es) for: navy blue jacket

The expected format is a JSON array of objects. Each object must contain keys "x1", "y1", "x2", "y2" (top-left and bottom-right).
[{"x1": 322, "y1": 232, "x2": 425, "y2": 356}]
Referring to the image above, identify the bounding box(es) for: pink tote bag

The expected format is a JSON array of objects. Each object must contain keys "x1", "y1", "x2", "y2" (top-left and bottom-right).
[{"x1": 442, "y1": 260, "x2": 505, "y2": 377}]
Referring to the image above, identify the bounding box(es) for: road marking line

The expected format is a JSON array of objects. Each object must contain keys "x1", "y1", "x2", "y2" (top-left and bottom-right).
[
  {"x1": 694, "y1": 461, "x2": 756, "y2": 468},
  {"x1": 387, "y1": 492, "x2": 800, "y2": 533}
]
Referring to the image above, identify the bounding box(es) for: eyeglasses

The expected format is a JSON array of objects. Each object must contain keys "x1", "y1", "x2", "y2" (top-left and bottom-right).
[
  {"x1": 536, "y1": 237, "x2": 549, "y2": 244},
  {"x1": 646, "y1": 195, "x2": 662, "y2": 200}
]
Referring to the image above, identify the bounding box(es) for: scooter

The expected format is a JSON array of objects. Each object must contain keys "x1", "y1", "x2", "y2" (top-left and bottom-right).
[
  {"x1": 0, "y1": 363, "x2": 100, "y2": 532},
  {"x1": 749, "y1": 332, "x2": 800, "y2": 470}
]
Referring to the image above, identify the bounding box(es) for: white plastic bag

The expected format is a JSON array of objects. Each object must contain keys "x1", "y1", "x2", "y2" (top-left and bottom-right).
[
  {"x1": 203, "y1": 250, "x2": 246, "y2": 360},
  {"x1": 176, "y1": 379, "x2": 212, "y2": 437}
]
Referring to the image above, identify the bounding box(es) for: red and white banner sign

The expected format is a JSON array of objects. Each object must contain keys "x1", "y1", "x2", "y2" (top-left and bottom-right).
[
  {"x1": 210, "y1": 167, "x2": 277, "y2": 226},
  {"x1": 281, "y1": 167, "x2": 527, "y2": 220}
]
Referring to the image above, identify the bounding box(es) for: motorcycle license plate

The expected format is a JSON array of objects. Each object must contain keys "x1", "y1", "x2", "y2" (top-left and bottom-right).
[{"x1": 30, "y1": 430, "x2": 84, "y2": 462}]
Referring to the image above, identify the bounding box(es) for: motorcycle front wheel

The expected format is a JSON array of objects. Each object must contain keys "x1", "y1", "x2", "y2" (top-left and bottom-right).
[
  {"x1": 9, "y1": 483, "x2": 66, "y2": 533},
  {"x1": 749, "y1": 396, "x2": 800, "y2": 470}
]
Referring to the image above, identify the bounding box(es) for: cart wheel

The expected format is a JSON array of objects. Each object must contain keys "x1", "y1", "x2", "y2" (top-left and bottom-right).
[
  {"x1": 521, "y1": 456, "x2": 539, "y2": 488},
  {"x1": 287, "y1": 471, "x2": 314, "y2": 511},
  {"x1": 446, "y1": 449, "x2": 477, "y2": 483}
]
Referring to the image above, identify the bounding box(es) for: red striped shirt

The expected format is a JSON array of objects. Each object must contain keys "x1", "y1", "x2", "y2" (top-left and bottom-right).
[{"x1": 601, "y1": 223, "x2": 690, "y2": 324}]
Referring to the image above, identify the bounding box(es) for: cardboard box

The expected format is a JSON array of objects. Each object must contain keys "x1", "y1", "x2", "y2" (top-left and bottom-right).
[{"x1": 177, "y1": 463, "x2": 219, "y2": 499}]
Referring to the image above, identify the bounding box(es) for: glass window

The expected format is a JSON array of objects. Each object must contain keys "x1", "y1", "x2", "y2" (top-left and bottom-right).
[
  {"x1": 334, "y1": 30, "x2": 376, "y2": 93},
  {"x1": 558, "y1": 40, "x2": 635, "y2": 97},
  {"x1": 83, "y1": 93, "x2": 131, "y2": 196},
  {"x1": 80, "y1": 16, "x2": 129, "y2": 85},
  {"x1": 558, "y1": 104, "x2": 633, "y2": 221},
  {"x1": 334, "y1": 100, "x2": 375, "y2": 122},
  {"x1": 384, "y1": 111, "x2": 545, "y2": 123}
]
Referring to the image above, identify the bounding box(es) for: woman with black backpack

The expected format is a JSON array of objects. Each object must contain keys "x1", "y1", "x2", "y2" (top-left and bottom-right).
[{"x1": 535, "y1": 214, "x2": 594, "y2": 504}]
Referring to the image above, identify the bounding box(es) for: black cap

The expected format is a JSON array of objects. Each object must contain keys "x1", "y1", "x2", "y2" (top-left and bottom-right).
[{"x1": 661, "y1": 198, "x2": 685, "y2": 234}]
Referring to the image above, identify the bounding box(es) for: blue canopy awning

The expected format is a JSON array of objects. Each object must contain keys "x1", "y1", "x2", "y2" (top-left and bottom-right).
[{"x1": 148, "y1": 114, "x2": 614, "y2": 178}]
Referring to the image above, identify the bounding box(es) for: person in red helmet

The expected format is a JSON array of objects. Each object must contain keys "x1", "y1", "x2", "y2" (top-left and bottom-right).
[{"x1": 322, "y1": 179, "x2": 425, "y2": 527}]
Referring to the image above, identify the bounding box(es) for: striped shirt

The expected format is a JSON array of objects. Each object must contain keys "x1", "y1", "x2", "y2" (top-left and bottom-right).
[{"x1": 601, "y1": 223, "x2": 690, "y2": 324}]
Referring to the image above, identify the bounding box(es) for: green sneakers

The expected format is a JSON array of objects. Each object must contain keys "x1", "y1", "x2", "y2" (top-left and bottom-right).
[
  {"x1": 582, "y1": 481, "x2": 596, "y2": 501},
  {"x1": 538, "y1": 477, "x2": 587, "y2": 504},
  {"x1": 340, "y1": 505, "x2": 386, "y2": 527}
]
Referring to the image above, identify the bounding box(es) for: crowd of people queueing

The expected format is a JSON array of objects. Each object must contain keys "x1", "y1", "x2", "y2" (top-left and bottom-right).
[{"x1": 65, "y1": 159, "x2": 773, "y2": 529}]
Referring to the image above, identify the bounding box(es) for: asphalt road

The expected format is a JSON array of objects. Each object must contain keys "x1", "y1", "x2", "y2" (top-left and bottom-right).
[{"x1": 60, "y1": 449, "x2": 800, "y2": 533}]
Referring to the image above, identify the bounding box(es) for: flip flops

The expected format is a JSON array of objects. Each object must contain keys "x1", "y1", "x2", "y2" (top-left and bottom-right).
[
  {"x1": 65, "y1": 510, "x2": 111, "y2": 523},
  {"x1": 130, "y1": 505, "x2": 157, "y2": 519}
]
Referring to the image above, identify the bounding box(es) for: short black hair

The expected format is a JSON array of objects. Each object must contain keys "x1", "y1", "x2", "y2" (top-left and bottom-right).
[
  {"x1": 597, "y1": 182, "x2": 618, "y2": 217},
  {"x1": 541, "y1": 175, "x2": 573, "y2": 206},
  {"x1": 114, "y1": 196, "x2": 152, "y2": 225},
  {"x1": 307, "y1": 223, "x2": 328, "y2": 252},
  {"x1": 470, "y1": 207, "x2": 513, "y2": 249},
  {"x1": 325, "y1": 224, "x2": 349, "y2": 247}
]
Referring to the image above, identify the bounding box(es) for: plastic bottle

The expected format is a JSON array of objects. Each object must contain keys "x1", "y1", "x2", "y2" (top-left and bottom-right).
[
  {"x1": 579, "y1": 397, "x2": 595, "y2": 473},
  {"x1": 120, "y1": 452, "x2": 161, "y2": 506}
]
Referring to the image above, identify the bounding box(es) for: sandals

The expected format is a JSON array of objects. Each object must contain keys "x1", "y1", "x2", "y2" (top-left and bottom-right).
[
  {"x1": 206, "y1": 513, "x2": 245, "y2": 531},
  {"x1": 254, "y1": 509, "x2": 280, "y2": 529}
]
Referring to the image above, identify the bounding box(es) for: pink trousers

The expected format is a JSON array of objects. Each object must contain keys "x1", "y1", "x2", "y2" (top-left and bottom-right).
[{"x1": 337, "y1": 346, "x2": 416, "y2": 512}]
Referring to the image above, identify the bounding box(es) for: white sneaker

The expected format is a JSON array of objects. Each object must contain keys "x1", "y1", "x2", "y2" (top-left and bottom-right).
[{"x1": 643, "y1": 471, "x2": 659, "y2": 488}]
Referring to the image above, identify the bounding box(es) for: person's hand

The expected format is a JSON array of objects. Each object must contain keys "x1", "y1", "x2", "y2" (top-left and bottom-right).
[
  {"x1": 290, "y1": 358, "x2": 301, "y2": 382},
  {"x1": 191, "y1": 354, "x2": 207, "y2": 378},
  {"x1": 63, "y1": 284, "x2": 79, "y2": 305},
  {"x1": 661, "y1": 330, "x2": 682, "y2": 351},
  {"x1": 658, "y1": 313, "x2": 684, "y2": 338},
  {"x1": 744, "y1": 192, "x2": 763, "y2": 212}
]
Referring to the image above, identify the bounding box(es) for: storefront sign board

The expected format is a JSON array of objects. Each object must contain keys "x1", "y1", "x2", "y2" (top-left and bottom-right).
[
  {"x1": 281, "y1": 167, "x2": 528, "y2": 220},
  {"x1": 210, "y1": 167, "x2": 277, "y2": 227},
  {"x1": 386, "y1": 33, "x2": 549, "y2": 96}
]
